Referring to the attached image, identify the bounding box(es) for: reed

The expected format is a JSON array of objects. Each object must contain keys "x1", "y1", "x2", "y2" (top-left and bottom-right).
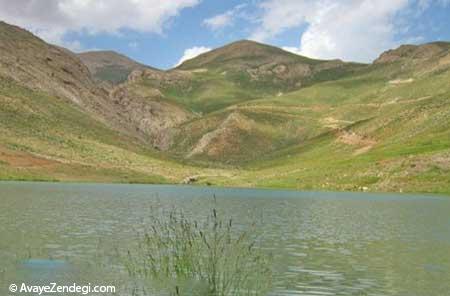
[{"x1": 123, "y1": 206, "x2": 272, "y2": 296}]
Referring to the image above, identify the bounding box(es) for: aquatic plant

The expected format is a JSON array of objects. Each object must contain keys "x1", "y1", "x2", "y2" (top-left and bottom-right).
[{"x1": 123, "y1": 206, "x2": 272, "y2": 296}]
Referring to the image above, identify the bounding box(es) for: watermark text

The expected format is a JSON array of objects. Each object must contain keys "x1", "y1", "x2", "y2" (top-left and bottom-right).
[{"x1": 9, "y1": 282, "x2": 115, "y2": 295}]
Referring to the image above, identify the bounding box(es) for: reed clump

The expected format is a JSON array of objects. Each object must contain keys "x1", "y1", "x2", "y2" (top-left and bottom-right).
[{"x1": 124, "y1": 207, "x2": 272, "y2": 296}]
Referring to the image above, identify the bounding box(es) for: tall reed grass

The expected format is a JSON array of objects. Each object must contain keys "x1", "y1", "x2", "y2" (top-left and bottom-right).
[{"x1": 123, "y1": 206, "x2": 272, "y2": 296}]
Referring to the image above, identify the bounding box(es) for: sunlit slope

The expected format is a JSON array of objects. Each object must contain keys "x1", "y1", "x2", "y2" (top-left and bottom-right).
[
  {"x1": 142, "y1": 40, "x2": 364, "y2": 113},
  {"x1": 164, "y1": 43, "x2": 449, "y2": 166},
  {"x1": 166, "y1": 104, "x2": 326, "y2": 165},
  {"x1": 197, "y1": 44, "x2": 450, "y2": 193},
  {"x1": 0, "y1": 77, "x2": 219, "y2": 183},
  {"x1": 1, "y1": 18, "x2": 449, "y2": 194},
  {"x1": 0, "y1": 22, "x2": 229, "y2": 183}
]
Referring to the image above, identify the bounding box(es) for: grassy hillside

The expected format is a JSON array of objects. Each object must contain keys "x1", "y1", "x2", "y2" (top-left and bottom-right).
[
  {"x1": 0, "y1": 22, "x2": 230, "y2": 184},
  {"x1": 1, "y1": 21, "x2": 449, "y2": 194},
  {"x1": 145, "y1": 40, "x2": 365, "y2": 114},
  {"x1": 192, "y1": 46, "x2": 450, "y2": 193},
  {"x1": 0, "y1": 75, "x2": 231, "y2": 183}
]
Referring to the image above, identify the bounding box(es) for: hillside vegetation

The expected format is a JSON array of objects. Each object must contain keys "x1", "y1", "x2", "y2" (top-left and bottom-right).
[
  {"x1": 1, "y1": 21, "x2": 449, "y2": 194},
  {"x1": 0, "y1": 21, "x2": 229, "y2": 183}
]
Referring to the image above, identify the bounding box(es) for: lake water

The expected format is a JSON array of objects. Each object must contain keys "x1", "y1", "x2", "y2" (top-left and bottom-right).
[{"x1": 1, "y1": 182, "x2": 449, "y2": 295}]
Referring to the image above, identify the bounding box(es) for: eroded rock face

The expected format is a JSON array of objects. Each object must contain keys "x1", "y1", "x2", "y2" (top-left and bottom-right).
[
  {"x1": 109, "y1": 83, "x2": 194, "y2": 150},
  {"x1": 128, "y1": 69, "x2": 192, "y2": 89},
  {"x1": 246, "y1": 62, "x2": 313, "y2": 82},
  {"x1": 0, "y1": 21, "x2": 135, "y2": 136},
  {"x1": 0, "y1": 22, "x2": 99, "y2": 108},
  {"x1": 188, "y1": 112, "x2": 256, "y2": 158},
  {"x1": 0, "y1": 21, "x2": 194, "y2": 152}
]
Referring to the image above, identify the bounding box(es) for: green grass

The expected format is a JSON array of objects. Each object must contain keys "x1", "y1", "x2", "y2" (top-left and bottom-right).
[
  {"x1": 148, "y1": 71, "x2": 274, "y2": 114},
  {"x1": 181, "y1": 58, "x2": 450, "y2": 194},
  {"x1": 2, "y1": 41, "x2": 450, "y2": 195},
  {"x1": 123, "y1": 207, "x2": 272, "y2": 295},
  {"x1": 0, "y1": 75, "x2": 231, "y2": 184}
]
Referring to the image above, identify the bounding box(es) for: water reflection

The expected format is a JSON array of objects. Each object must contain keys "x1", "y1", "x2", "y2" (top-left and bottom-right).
[{"x1": 1, "y1": 182, "x2": 449, "y2": 295}]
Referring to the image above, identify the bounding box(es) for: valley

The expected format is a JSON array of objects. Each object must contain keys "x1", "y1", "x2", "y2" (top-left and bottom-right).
[{"x1": 1, "y1": 21, "x2": 449, "y2": 194}]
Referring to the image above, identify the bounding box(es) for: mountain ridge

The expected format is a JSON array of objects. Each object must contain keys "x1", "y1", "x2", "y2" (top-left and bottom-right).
[{"x1": 1, "y1": 21, "x2": 450, "y2": 194}]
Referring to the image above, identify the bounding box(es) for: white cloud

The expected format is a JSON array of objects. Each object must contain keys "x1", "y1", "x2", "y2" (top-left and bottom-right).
[
  {"x1": 250, "y1": 0, "x2": 319, "y2": 42},
  {"x1": 128, "y1": 42, "x2": 139, "y2": 49},
  {"x1": 0, "y1": 0, "x2": 200, "y2": 50},
  {"x1": 175, "y1": 46, "x2": 211, "y2": 67},
  {"x1": 204, "y1": 11, "x2": 234, "y2": 30},
  {"x1": 250, "y1": 0, "x2": 413, "y2": 62},
  {"x1": 203, "y1": 4, "x2": 248, "y2": 31}
]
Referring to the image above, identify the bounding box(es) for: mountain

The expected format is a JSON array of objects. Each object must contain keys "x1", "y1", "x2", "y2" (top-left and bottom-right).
[
  {"x1": 0, "y1": 21, "x2": 203, "y2": 183},
  {"x1": 0, "y1": 21, "x2": 106, "y2": 114},
  {"x1": 227, "y1": 40, "x2": 450, "y2": 192},
  {"x1": 0, "y1": 21, "x2": 147, "y2": 140},
  {"x1": 177, "y1": 40, "x2": 361, "y2": 81},
  {"x1": 1, "y1": 21, "x2": 449, "y2": 194},
  {"x1": 78, "y1": 50, "x2": 154, "y2": 84},
  {"x1": 115, "y1": 39, "x2": 450, "y2": 193},
  {"x1": 1, "y1": 21, "x2": 197, "y2": 150},
  {"x1": 141, "y1": 40, "x2": 365, "y2": 113}
]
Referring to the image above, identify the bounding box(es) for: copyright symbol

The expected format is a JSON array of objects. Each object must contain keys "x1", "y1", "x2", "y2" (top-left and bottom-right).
[{"x1": 9, "y1": 284, "x2": 17, "y2": 293}]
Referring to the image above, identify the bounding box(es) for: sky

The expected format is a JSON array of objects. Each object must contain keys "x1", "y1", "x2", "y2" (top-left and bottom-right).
[{"x1": 0, "y1": 0, "x2": 449, "y2": 69}]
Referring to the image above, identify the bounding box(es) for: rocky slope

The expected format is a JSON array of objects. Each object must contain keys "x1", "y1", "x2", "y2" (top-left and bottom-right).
[
  {"x1": 1, "y1": 20, "x2": 449, "y2": 194},
  {"x1": 78, "y1": 50, "x2": 154, "y2": 84},
  {"x1": 0, "y1": 21, "x2": 109, "y2": 115},
  {"x1": 0, "y1": 21, "x2": 193, "y2": 154},
  {"x1": 177, "y1": 40, "x2": 361, "y2": 88},
  {"x1": 109, "y1": 74, "x2": 194, "y2": 150}
]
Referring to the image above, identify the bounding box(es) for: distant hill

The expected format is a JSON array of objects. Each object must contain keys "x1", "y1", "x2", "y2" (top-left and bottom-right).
[
  {"x1": 1, "y1": 21, "x2": 449, "y2": 194},
  {"x1": 141, "y1": 40, "x2": 364, "y2": 113},
  {"x1": 177, "y1": 40, "x2": 365, "y2": 88},
  {"x1": 78, "y1": 50, "x2": 154, "y2": 84}
]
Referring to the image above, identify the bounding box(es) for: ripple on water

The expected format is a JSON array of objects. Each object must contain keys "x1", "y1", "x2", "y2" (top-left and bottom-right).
[{"x1": 1, "y1": 182, "x2": 449, "y2": 296}]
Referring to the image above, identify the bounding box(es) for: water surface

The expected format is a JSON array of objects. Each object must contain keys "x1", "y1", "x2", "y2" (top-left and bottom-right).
[{"x1": 1, "y1": 182, "x2": 449, "y2": 295}]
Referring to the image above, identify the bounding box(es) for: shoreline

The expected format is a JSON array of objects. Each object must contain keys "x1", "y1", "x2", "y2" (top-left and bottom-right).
[{"x1": 1, "y1": 179, "x2": 449, "y2": 198}]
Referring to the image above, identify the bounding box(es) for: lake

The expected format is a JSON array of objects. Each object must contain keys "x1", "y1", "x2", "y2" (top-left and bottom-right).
[{"x1": 1, "y1": 181, "x2": 449, "y2": 295}]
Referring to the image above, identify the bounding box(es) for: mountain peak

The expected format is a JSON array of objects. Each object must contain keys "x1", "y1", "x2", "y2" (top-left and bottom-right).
[
  {"x1": 176, "y1": 39, "x2": 316, "y2": 70},
  {"x1": 225, "y1": 39, "x2": 269, "y2": 48},
  {"x1": 228, "y1": 39, "x2": 259, "y2": 45}
]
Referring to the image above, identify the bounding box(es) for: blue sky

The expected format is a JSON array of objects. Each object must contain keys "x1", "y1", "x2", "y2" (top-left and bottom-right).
[{"x1": 1, "y1": 0, "x2": 449, "y2": 69}]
